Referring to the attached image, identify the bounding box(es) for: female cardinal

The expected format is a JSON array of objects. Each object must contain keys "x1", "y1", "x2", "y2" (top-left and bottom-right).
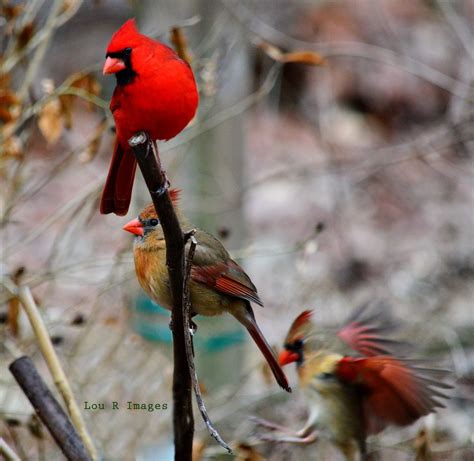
[
  {"x1": 123, "y1": 192, "x2": 291, "y2": 392},
  {"x1": 100, "y1": 19, "x2": 198, "y2": 215},
  {"x1": 257, "y1": 305, "x2": 450, "y2": 461}
]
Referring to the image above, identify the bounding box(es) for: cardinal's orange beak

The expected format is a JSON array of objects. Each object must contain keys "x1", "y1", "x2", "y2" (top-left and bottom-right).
[
  {"x1": 123, "y1": 218, "x2": 144, "y2": 236},
  {"x1": 103, "y1": 56, "x2": 126, "y2": 75},
  {"x1": 279, "y1": 349, "x2": 299, "y2": 366}
]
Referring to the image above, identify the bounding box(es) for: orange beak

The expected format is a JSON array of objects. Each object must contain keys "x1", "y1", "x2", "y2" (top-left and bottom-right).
[
  {"x1": 123, "y1": 218, "x2": 144, "y2": 236},
  {"x1": 103, "y1": 56, "x2": 126, "y2": 75},
  {"x1": 279, "y1": 349, "x2": 299, "y2": 366}
]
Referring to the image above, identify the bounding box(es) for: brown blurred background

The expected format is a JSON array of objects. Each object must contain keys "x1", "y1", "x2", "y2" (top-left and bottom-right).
[{"x1": 0, "y1": 0, "x2": 473, "y2": 460}]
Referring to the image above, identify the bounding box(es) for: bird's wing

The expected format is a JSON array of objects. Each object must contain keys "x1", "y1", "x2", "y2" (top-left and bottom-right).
[
  {"x1": 337, "y1": 301, "x2": 401, "y2": 357},
  {"x1": 335, "y1": 356, "x2": 450, "y2": 434},
  {"x1": 190, "y1": 231, "x2": 263, "y2": 306}
]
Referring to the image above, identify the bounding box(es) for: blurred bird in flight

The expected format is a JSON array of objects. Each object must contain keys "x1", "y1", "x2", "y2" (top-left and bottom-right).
[{"x1": 256, "y1": 304, "x2": 451, "y2": 461}]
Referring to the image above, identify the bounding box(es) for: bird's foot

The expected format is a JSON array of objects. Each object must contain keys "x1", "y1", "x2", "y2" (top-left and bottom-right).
[
  {"x1": 184, "y1": 228, "x2": 197, "y2": 244},
  {"x1": 189, "y1": 319, "x2": 197, "y2": 336},
  {"x1": 252, "y1": 416, "x2": 318, "y2": 445},
  {"x1": 258, "y1": 432, "x2": 318, "y2": 445},
  {"x1": 152, "y1": 179, "x2": 170, "y2": 198},
  {"x1": 168, "y1": 318, "x2": 197, "y2": 335},
  {"x1": 128, "y1": 131, "x2": 148, "y2": 147},
  {"x1": 251, "y1": 416, "x2": 293, "y2": 434}
]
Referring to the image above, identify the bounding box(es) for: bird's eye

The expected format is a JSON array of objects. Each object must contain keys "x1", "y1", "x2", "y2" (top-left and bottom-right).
[
  {"x1": 149, "y1": 218, "x2": 159, "y2": 226},
  {"x1": 124, "y1": 47, "x2": 132, "y2": 54},
  {"x1": 293, "y1": 339, "x2": 304, "y2": 349}
]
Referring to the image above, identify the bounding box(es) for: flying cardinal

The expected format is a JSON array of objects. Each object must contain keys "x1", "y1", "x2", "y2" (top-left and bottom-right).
[
  {"x1": 256, "y1": 304, "x2": 451, "y2": 461},
  {"x1": 100, "y1": 19, "x2": 198, "y2": 215},
  {"x1": 123, "y1": 191, "x2": 291, "y2": 392}
]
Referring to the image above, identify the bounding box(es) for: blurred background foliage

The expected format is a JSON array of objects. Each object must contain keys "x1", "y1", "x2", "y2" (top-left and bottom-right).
[{"x1": 0, "y1": 0, "x2": 473, "y2": 460}]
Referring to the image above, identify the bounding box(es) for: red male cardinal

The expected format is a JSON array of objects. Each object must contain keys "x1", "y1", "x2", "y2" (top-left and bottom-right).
[
  {"x1": 100, "y1": 19, "x2": 198, "y2": 215},
  {"x1": 123, "y1": 191, "x2": 291, "y2": 392},
  {"x1": 256, "y1": 305, "x2": 450, "y2": 461}
]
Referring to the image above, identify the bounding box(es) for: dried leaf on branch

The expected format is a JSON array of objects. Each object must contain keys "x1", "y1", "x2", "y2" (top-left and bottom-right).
[
  {"x1": 170, "y1": 26, "x2": 193, "y2": 65},
  {"x1": 258, "y1": 41, "x2": 326, "y2": 66},
  {"x1": 38, "y1": 87, "x2": 64, "y2": 146}
]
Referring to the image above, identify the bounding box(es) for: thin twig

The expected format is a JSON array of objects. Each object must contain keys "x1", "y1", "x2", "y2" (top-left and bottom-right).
[
  {"x1": 2, "y1": 0, "x2": 83, "y2": 75},
  {"x1": 18, "y1": 0, "x2": 65, "y2": 99},
  {"x1": 221, "y1": 0, "x2": 472, "y2": 98},
  {"x1": 3, "y1": 282, "x2": 98, "y2": 461},
  {"x1": 182, "y1": 232, "x2": 232, "y2": 453},
  {"x1": 3, "y1": 178, "x2": 102, "y2": 257},
  {"x1": 0, "y1": 437, "x2": 22, "y2": 461},
  {"x1": 436, "y1": 0, "x2": 474, "y2": 60}
]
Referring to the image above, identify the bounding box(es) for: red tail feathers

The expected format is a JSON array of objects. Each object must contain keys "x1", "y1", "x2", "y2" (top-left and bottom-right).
[
  {"x1": 244, "y1": 315, "x2": 291, "y2": 392},
  {"x1": 100, "y1": 141, "x2": 137, "y2": 216}
]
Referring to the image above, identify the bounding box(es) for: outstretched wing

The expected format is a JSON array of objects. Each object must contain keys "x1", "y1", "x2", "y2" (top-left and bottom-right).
[
  {"x1": 337, "y1": 301, "x2": 402, "y2": 357},
  {"x1": 336, "y1": 356, "x2": 451, "y2": 434}
]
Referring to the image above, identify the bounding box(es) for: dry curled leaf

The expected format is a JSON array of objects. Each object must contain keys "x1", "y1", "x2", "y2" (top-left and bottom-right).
[
  {"x1": 63, "y1": 72, "x2": 102, "y2": 115},
  {"x1": 0, "y1": 78, "x2": 20, "y2": 124},
  {"x1": 16, "y1": 21, "x2": 35, "y2": 51},
  {"x1": 59, "y1": 94, "x2": 74, "y2": 129},
  {"x1": 0, "y1": 89, "x2": 20, "y2": 106},
  {"x1": 7, "y1": 267, "x2": 25, "y2": 337},
  {"x1": 258, "y1": 41, "x2": 326, "y2": 66},
  {"x1": 28, "y1": 414, "x2": 44, "y2": 440},
  {"x1": 235, "y1": 442, "x2": 264, "y2": 461},
  {"x1": 280, "y1": 51, "x2": 326, "y2": 66},
  {"x1": 170, "y1": 26, "x2": 193, "y2": 64},
  {"x1": 38, "y1": 79, "x2": 64, "y2": 144},
  {"x1": 2, "y1": 3, "x2": 23, "y2": 21},
  {"x1": 414, "y1": 428, "x2": 432, "y2": 461},
  {"x1": 61, "y1": 0, "x2": 80, "y2": 14},
  {"x1": 1, "y1": 135, "x2": 23, "y2": 159},
  {"x1": 198, "y1": 380, "x2": 208, "y2": 396},
  {"x1": 0, "y1": 73, "x2": 11, "y2": 90},
  {"x1": 7, "y1": 297, "x2": 20, "y2": 337},
  {"x1": 0, "y1": 106, "x2": 14, "y2": 123},
  {"x1": 38, "y1": 98, "x2": 64, "y2": 144}
]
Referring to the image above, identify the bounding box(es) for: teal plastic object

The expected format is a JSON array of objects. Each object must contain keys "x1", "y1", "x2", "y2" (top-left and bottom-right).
[{"x1": 131, "y1": 294, "x2": 245, "y2": 352}]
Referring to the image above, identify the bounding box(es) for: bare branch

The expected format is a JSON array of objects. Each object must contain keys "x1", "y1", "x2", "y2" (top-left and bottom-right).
[{"x1": 9, "y1": 356, "x2": 91, "y2": 461}]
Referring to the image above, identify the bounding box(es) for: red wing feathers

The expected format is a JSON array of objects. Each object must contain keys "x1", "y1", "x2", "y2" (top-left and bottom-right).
[
  {"x1": 291, "y1": 310, "x2": 313, "y2": 332},
  {"x1": 284, "y1": 310, "x2": 313, "y2": 344},
  {"x1": 336, "y1": 356, "x2": 450, "y2": 434},
  {"x1": 338, "y1": 301, "x2": 402, "y2": 357},
  {"x1": 191, "y1": 262, "x2": 263, "y2": 306}
]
